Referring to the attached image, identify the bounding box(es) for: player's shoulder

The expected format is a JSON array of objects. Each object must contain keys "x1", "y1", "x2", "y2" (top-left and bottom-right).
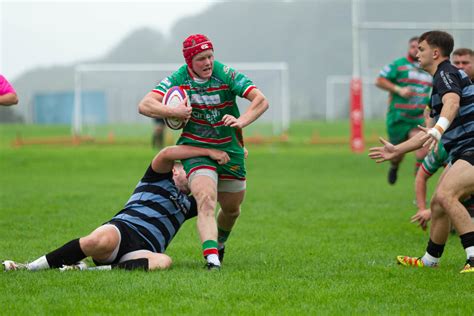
[
  {"x1": 434, "y1": 60, "x2": 462, "y2": 82},
  {"x1": 438, "y1": 60, "x2": 457, "y2": 72},
  {"x1": 141, "y1": 164, "x2": 173, "y2": 182},
  {"x1": 157, "y1": 65, "x2": 189, "y2": 90},
  {"x1": 212, "y1": 60, "x2": 234, "y2": 79},
  {"x1": 170, "y1": 64, "x2": 190, "y2": 81}
]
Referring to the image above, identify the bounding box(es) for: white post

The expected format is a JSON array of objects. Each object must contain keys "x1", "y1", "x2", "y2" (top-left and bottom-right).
[
  {"x1": 73, "y1": 68, "x2": 82, "y2": 135},
  {"x1": 281, "y1": 63, "x2": 290, "y2": 133},
  {"x1": 352, "y1": 0, "x2": 361, "y2": 79}
]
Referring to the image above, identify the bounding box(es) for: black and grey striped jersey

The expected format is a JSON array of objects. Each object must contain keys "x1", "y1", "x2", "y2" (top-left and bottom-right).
[
  {"x1": 111, "y1": 165, "x2": 197, "y2": 253},
  {"x1": 430, "y1": 60, "x2": 474, "y2": 160}
]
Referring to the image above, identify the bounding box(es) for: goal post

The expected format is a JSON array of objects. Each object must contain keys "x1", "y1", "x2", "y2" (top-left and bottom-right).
[{"x1": 73, "y1": 62, "x2": 290, "y2": 139}]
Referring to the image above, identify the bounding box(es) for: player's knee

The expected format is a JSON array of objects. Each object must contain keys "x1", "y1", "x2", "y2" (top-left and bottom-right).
[
  {"x1": 432, "y1": 190, "x2": 454, "y2": 214},
  {"x1": 196, "y1": 190, "x2": 217, "y2": 212},
  {"x1": 148, "y1": 254, "x2": 172, "y2": 271},
  {"x1": 223, "y1": 206, "x2": 241, "y2": 219},
  {"x1": 81, "y1": 232, "x2": 115, "y2": 254}
]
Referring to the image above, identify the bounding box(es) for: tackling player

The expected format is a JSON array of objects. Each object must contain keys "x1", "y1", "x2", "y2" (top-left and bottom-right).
[
  {"x1": 3, "y1": 145, "x2": 229, "y2": 272},
  {"x1": 375, "y1": 36, "x2": 432, "y2": 184}
]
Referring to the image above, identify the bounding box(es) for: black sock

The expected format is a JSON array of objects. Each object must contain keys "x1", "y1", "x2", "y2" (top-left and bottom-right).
[
  {"x1": 460, "y1": 231, "x2": 474, "y2": 249},
  {"x1": 112, "y1": 258, "x2": 149, "y2": 271},
  {"x1": 45, "y1": 238, "x2": 86, "y2": 268},
  {"x1": 426, "y1": 239, "x2": 445, "y2": 258}
]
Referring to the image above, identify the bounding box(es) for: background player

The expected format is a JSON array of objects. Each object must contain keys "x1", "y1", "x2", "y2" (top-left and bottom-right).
[
  {"x1": 3, "y1": 145, "x2": 229, "y2": 272},
  {"x1": 452, "y1": 48, "x2": 474, "y2": 81},
  {"x1": 369, "y1": 31, "x2": 474, "y2": 273},
  {"x1": 375, "y1": 36, "x2": 432, "y2": 184}
]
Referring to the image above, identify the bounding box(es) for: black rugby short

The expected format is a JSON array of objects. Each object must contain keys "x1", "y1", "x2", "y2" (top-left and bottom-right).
[
  {"x1": 453, "y1": 151, "x2": 474, "y2": 166},
  {"x1": 94, "y1": 220, "x2": 153, "y2": 266}
]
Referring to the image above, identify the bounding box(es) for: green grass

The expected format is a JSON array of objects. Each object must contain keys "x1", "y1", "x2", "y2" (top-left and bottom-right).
[{"x1": 0, "y1": 122, "x2": 472, "y2": 314}]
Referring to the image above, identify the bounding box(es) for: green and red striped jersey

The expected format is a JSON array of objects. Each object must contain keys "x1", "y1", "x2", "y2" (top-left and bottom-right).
[
  {"x1": 154, "y1": 61, "x2": 256, "y2": 154},
  {"x1": 379, "y1": 56, "x2": 432, "y2": 120}
]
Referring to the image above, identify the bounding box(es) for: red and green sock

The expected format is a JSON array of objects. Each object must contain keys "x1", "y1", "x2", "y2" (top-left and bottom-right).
[{"x1": 202, "y1": 240, "x2": 220, "y2": 265}]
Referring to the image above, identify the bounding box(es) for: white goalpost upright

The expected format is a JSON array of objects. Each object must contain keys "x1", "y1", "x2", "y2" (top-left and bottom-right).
[{"x1": 73, "y1": 62, "x2": 290, "y2": 137}]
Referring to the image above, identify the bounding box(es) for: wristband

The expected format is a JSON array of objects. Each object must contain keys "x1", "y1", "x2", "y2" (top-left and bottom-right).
[
  {"x1": 435, "y1": 117, "x2": 450, "y2": 132},
  {"x1": 394, "y1": 85, "x2": 401, "y2": 94}
]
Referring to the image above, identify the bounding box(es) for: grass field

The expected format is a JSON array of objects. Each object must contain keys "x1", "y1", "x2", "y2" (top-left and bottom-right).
[{"x1": 1, "y1": 121, "x2": 473, "y2": 314}]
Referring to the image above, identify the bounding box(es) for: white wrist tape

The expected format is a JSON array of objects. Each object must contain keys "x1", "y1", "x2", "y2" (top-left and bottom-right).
[
  {"x1": 435, "y1": 117, "x2": 450, "y2": 132},
  {"x1": 427, "y1": 127, "x2": 442, "y2": 141}
]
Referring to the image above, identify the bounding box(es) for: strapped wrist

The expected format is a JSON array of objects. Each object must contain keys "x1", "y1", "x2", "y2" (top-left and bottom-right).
[{"x1": 436, "y1": 117, "x2": 450, "y2": 133}]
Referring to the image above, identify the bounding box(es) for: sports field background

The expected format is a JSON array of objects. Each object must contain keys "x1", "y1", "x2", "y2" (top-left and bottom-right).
[{"x1": 1, "y1": 121, "x2": 473, "y2": 314}]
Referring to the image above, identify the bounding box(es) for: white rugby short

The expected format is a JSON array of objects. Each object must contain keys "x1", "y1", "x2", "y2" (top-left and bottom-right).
[{"x1": 188, "y1": 168, "x2": 246, "y2": 193}]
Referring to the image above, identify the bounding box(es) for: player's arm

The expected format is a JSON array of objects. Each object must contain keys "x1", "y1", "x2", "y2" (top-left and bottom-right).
[
  {"x1": 424, "y1": 106, "x2": 433, "y2": 128},
  {"x1": 414, "y1": 167, "x2": 432, "y2": 211},
  {"x1": 0, "y1": 93, "x2": 19, "y2": 106},
  {"x1": 368, "y1": 132, "x2": 426, "y2": 163},
  {"x1": 222, "y1": 89, "x2": 269, "y2": 129},
  {"x1": 151, "y1": 145, "x2": 230, "y2": 173},
  {"x1": 419, "y1": 92, "x2": 460, "y2": 150},
  {"x1": 138, "y1": 92, "x2": 191, "y2": 120},
  {"x1": 375, "y1": 77, "x2": 413, "y2": 99}
]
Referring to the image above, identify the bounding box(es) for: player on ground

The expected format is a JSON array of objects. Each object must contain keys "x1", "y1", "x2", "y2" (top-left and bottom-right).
[
  {"x1": 0, "y1": 74, "x2": 18, "y2": 106},
  {"x1": 375, "y1": 37, "x2": 432, "y2": 184},
  {"x1": 2, "y1": 145, "x2": 229, "y2": 272},
  {"x1": 452, "y1": 48, "x2": 474, "y2": 81},
  {"x1": 369, "y1": 31, "x2": 474, "y2": 273},
  {"x1": 138, "y1": 34, "x2": 269, "y2": 269}
]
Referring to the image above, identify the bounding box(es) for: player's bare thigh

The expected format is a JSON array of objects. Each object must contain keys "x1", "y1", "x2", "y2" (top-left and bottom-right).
[
  {"x1": 218, "y1": 179, "x2": 246, "y2": 214},
  {"x1": 119, "y1": 250, "x2": 172, "y2": 270},
  {"x1": 79, "y1": 224, "x2": 120, "y2": 261},
  {"x1": 436, "y1": 159, "x2": 474, "y2": 200},
  {"x1": 218, "y1": 190, "x2": 245, "y2": 215}
]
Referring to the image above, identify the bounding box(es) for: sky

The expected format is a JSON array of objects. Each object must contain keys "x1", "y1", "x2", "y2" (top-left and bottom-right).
[{"x1": 0, "y1": 0, "x2": 215, "y2": 81}]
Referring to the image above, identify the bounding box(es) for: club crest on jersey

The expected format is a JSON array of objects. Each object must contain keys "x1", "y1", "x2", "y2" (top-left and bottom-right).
[
  {"x1": 230, "y1": 165, "x2": 241, "y2": 172},
  {"x1": 223, "y1": 66, "x2": 230, "y2": 74}
]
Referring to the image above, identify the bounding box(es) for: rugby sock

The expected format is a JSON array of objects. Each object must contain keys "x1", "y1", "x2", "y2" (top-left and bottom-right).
[
  {"x1": 460, "y1": 231, "x2": 474, "y2": 259},
  {"x1": 44, "y1": 238, "x2": 86, "y2": 269},
  {"x1": 27, "y1": 256, "x2": 50, "y2": 271},
  {"x1": 414, "y1": 157, "x2": 424, "y2": 175},
  {"x1": 217, "y1": 227, "x2": 231, "y2": 250},
  {"x1": 421, "y1": 239, "x2": 445, "y2": 266},
  {"x1": 112, "y1": 258, "x2": 149, "y2": 271},
  {"x1": 202, "y1": 240, "x2": 220, "y2": 265}
]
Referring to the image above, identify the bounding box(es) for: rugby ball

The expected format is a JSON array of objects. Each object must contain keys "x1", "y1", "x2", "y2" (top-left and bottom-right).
[{"x1": 163, "y1": 86, "x2": 189, "y2": 130}]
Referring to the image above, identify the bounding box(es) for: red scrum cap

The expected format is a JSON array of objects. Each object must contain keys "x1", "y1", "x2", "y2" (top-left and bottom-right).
[{"x1": 182, "y1": 34, "x2": 214, "y2": 69}]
